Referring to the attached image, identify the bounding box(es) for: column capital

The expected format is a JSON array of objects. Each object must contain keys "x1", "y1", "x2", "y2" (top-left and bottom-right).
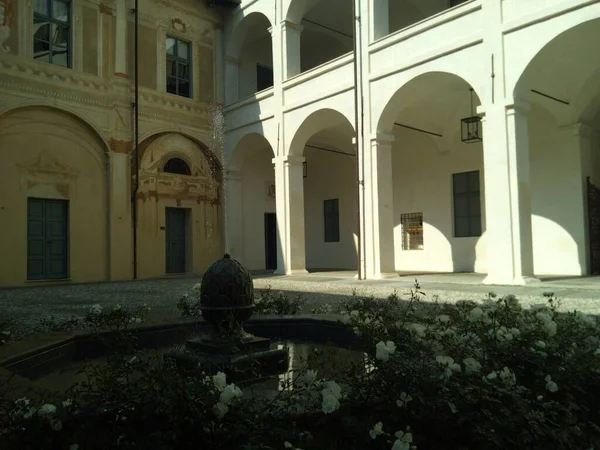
[
  {"x1": 370, "y1": 133, "x2": 395, "y2": 145},
  {"x1": 272, "y1": 155, "x2": 305, "y2": 166},
  {"x1": 224, "y1": 169, "x2": 242, "y2": 181},
  {"x1": 559, "y1": 122, "x2": 598, "y2": 139},
  {"x1": 281, "y1": 20, "x2": 304, "y2": 34},
  {"x1": 267, "y1": 25, "x2": 274, "y2": 36},
  {"x1": 506, "y1": 100, "x2": 532, "y2": 117},
  {"x1": 225, "y1": 55, "x2": 242, "y2": 66}
]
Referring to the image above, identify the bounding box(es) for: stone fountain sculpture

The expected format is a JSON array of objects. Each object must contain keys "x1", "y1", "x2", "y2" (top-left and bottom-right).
[{"x1": 170, "y1": 254, "x2": 288, "y2": 381}]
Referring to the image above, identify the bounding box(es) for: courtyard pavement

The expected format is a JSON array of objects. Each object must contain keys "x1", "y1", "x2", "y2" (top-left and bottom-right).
[{"x1": 1, "y1": 271, "x2": 599, "y2": 338}]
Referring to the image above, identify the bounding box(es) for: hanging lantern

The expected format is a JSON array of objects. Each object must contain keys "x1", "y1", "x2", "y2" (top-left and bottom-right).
[{"x1": 461, "y1": 88, "x2": 482, "y2": 144}]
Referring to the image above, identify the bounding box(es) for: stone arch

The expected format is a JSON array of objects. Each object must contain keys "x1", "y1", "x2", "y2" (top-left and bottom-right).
[
  {"x1": 0, "y1": 105, "x2": 109, "y2": 285},
  {"x1": 376, "y1": 71, "x2": 482, "y2": 136},
  {"x1": 288, "y1": 108, "x2": 355, "y2": 156},
  {"x1": 509, "y1": 15, "x2": 600, "y2": 276},
  {"x1": 0, "y1": 105, "x2": 109, "y2": 168},
  {"x1": 512, "y1": 16, "x2": 600, "y2": 125},
  {"x1": 228, "y1": 132, "x2": 275, "y2": 172},
  {"x1": 226, "y1": 11, "x2": 273, "y2": 59},
  {"x1": 511, "y1": 10, "x2": 600, "y2": 102},
  {"x1": 138, "y1": 131, "x2": 222, "y2": 182}
]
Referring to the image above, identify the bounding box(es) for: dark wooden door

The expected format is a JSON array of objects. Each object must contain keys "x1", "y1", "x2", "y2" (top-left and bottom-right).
[
  {"x1": 264, "y1": 213, "x2": 277, "y2": 271},
  {"x1": 27, "y1": 198, "x2": 68, "y2": 280},
  {"x1": 588, "y1": 178, "x2": 600, "y2": 275},
  {"x1": 165, "y1": 208, "x2": 187, "y2": 274}
]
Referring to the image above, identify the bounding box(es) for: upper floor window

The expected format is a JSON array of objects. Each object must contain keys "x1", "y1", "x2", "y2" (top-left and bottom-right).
[
  {"x1": 166, "y1": 36, "x2": 191, "y2": 98},
  {"x1": 453, "y1": 171, "x2": 482, "y2": 237},
  {"x1": 33, "y1": 0, "x2": 71, "y2": 68},
  {"x1": 163, "y1": 158, "x2": 191, "y2": 175}
]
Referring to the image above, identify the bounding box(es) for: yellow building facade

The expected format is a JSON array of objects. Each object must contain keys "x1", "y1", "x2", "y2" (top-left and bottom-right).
[{"x1": 0, "y1": 0, "x2": 225, "y2": 287}]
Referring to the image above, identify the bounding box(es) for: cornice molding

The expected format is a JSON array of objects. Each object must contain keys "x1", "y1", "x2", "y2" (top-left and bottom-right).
[{"x1": 0, "y1": 58, "x2": 215, "y2": 130}]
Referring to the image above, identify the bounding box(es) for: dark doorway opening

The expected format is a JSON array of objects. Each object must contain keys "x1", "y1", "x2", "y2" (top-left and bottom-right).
[
  {"x1": 587, "y1": 177, "x2": 600, "y2": 275},
  {"x1": 27, "y1": 198, "x2": 69, "y2": 280},
  {"x1": 166, "y1": 207, "x2": 187, "y2": 274},
  {"x1": 264, "y1": 213, "x2": 277, "y2": 271}
]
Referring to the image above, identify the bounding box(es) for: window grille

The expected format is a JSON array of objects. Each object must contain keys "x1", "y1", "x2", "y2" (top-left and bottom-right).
[{"x1": 401, "y1": 212, "x2": 423, "y2": 250}]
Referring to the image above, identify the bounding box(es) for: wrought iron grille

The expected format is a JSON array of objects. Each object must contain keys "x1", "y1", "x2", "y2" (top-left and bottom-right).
[
  {"x1": 587, "y1": 177, "x2": 600, "y2": 275},
  {"x1": 401, "y1": 212, "x2": 423, "y2": 251}
]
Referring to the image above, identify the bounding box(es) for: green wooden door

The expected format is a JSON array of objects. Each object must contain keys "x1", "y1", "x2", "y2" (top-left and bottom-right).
[
  {"x1": 27, "y1": 198, "x2": 68, "y2": 280},
  {"x1": 165, "y1": 208, "x2": 186, "y2": 274}
]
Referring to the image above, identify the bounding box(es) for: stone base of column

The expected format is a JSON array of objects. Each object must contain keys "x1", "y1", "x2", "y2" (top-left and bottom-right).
[
  {"x1": 355, "y1": 272, "x2": 397, "y2": 280},
  {"x1": 482, "y1": 274, "x2": 542, "y2": 286},
  {"x1": 273, "y1": 268, "x2": 308, "y2": 276}
]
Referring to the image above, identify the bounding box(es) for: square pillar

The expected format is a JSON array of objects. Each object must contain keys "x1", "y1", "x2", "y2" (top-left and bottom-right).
[
  {"x1": 370, "y1": 0, "x2": 389, "y2": 42},
  {"x1": 481, "y1": 102, "x2": 539, "y2": 285},
  {"x1": 361, "y1": 134, "x2": 396, "y2": 279},
  {"x1": 273, "y1": 155, "x2": 307, "y2": 275},
  {"x1": 225, "y1": 170, "x2": 244, "y2": 263},
  {"x1": 224, "y1": 56, "x2": 241, "y2": 105},
  {"x1": 281, "y1": 21, "x2": 303, "y2": 79},
  {"x1": 114, "y1": 0, "x2": 128, "y2": 76}
]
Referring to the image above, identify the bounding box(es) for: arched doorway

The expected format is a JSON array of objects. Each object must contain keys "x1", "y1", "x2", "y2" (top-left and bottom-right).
[
  {"x1": 0, "y1": 106, "x2": 108, "y2": 286},
  {"x1": 377, "y1": 72, "x2": 485, "y2": 274},
  {"x1": 137, "y1": 133, "x2": 223, "y2": 277},
  {"x1": 286, "y1": 108, "x2": 358, "y2": 272},
  {"x1": 225, "y1": 12, "x2": 274, "y2": 104},
  {"x1": 227, "y1": 133, "x2": 276, "y2": 271},
  {"x1": 512, "y1": 17, "x2": 600, "y2": 276}
]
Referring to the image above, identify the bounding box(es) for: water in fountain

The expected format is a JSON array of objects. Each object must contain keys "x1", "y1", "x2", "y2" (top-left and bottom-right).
[{"x1": 209, "y1": 102, "x2": 227, "y2": 253}]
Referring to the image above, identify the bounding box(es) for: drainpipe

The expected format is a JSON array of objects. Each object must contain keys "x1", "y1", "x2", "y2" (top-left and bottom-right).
[
  {"x1": 105, "y1": 151, "x2": 112, "y2": 281},
  {"x1": 131, "y1": 0, "x2": 140, "y2": 279},
  {"x1": 352, "y1": 0, "x2": 366, "y2": 280}
]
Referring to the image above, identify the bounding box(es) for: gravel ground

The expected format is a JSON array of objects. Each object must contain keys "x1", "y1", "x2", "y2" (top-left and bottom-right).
[{"x1": 1, "y1": 275, "x2": 599, "y2": 339}]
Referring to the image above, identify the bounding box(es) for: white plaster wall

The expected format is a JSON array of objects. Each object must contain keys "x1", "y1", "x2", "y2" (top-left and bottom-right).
[
  {"x1": 392, "y1": 127, "x2": 486, "y2": 273},
  {"x1": 529, "y1": 106, "x2": 587, "y2": 276},
  {"x1": 241, "y1": 147, "x2": 276, "y2": 270},
  {"x1": 238, "y1": 36, "x2": 273, "y2": 99},
  {"x1": 303, "y1": 146, "x2": 358, "y2": 269}
]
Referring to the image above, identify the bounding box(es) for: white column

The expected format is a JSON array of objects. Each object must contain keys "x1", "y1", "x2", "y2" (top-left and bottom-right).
[
  {"x1": 114, "y1": 0, "x2": 128, "y2": 76},
  {"x1": 560, "y1": 123, "x2": 596, "y2": 275},
  {"x1": 370, "y1": 0, "x2": 389, "y2": 42},
  {"x1": 281, "y1": 20, "x2": 303, "y2": 79},
  {"x1": 225, "y1": 170, "x2": 244, "y2": 263},
  {"x1": 481, "y1": 102, "x2": 538, "y2": 285},
  {"x1": 224, "y1": 56, "x2": 241, "y2": 105},
  {"x1": 363, "y1": 134, "x2": 396, "y2": 278},
  {"x1": 273, "y1": 155, "x2": 307, "y2": 275}
]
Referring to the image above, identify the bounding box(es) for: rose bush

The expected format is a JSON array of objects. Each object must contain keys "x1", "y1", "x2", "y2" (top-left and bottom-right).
[{"x1": 1, "y1": 286, "x2": 599, "y2": 449}]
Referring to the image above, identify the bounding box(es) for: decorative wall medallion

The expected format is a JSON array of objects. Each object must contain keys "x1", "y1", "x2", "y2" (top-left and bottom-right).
[{"x1": 172, "y1": 18, "x2": 186, "y2": 33}]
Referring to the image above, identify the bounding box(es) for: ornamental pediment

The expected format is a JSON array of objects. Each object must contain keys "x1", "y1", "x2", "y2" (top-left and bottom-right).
[
  {"x1": 17, "y1": 151, "x2": 79, "y2": 179},
  {"x1": 138, "y1": 172, "x2": 219, "y2": 202}
]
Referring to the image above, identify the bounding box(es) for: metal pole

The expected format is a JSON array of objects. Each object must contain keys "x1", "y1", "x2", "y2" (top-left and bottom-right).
[
  {"x1": 132, "y1": 0, "x2": 139, "y2": 279},
  {"x1": 352, "y1": 0, "x2": 363, "y2": 280}
]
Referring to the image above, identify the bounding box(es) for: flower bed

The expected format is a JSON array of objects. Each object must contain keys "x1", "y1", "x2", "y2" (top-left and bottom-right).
[{"x1": 1, "y1": 285, "x2": 599, "y2": 449}]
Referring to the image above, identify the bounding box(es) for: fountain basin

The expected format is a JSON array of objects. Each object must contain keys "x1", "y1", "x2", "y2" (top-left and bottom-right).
[{"x1": 0, "y1": 315, "x2": 362, "y2": 399}]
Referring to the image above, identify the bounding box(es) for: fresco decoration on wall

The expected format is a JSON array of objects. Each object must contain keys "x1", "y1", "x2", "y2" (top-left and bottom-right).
[
  {"x1": 16, "y1": 151, "x2": 79, "y2": 197},
  {"x1": 0, "y1": 0, "x2": 14, "y2": 53}
]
